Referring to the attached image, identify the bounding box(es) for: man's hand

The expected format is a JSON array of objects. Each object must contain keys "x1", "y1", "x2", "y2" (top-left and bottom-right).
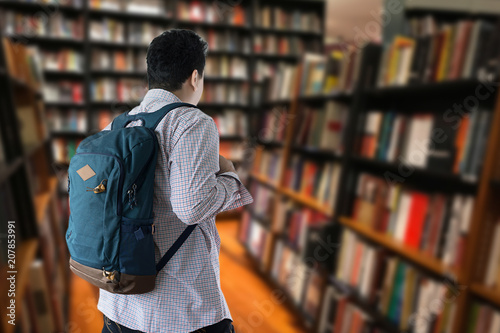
[{"x1": 217, "y1": 155, "x2": 236, "y2": 175}]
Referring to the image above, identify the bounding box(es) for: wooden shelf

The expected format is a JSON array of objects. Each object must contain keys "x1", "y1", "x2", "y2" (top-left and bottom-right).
[
  {"x1": 217, "y1": 210, "x2": 242, "y2": 220},
  {"x1": 197, "y1": 102, "x2": 250, "y2": 109},
  {"x1": 279, "y1": 187, "x2": 333, "y2": 217},
  {"x1": 8, "y1": 76, "x2": 39, "y2": 93},
  {"x1": 45, "y1": 101, "x2": 85, "y2": 108},
  {"x1": 0, "y1": 1, "x2": 82, "y2": 13},
  {"x1": 254, "y1": 53, "x2": 300, "y2": 61},
  {"x1": 1, "y1": 238, "x2": 39, "y2": 333},
  {"x1": 261, "y1": 99, "x2": 292, "y2": 107},
  {"x1": 177, "y1": 21, "x2": 250, "y2": 31},
  {"x1": 34, "y1": 177, "x2": 59, "y2": 224},
  {"x1": 250, "y1": 173, "x2": 279, "y2": 189},
  {"x1": 338, "y1": 217, "x2": 459, "y2": 279},
  {"x1": 90, "y1": 70, "x2": 147, "y2": 77},
  {"x1": 404, "y1": 7, "x2": 500, "y2": 20},
  {"x1": 470, "y1": 283, "x2": 500, "y2": 308},
  {"x1": 364, "y1": 80, "x2": 488, "y2": 108},
  {"x1": 23, "y1": 137, "x2": 50, "y2": 159},
  {"x1": 203, "y1": 76, "x2": 248, "y2": 83},
  {"x1": 51, "y1": 131, "x2": 88, "y2": 138},
  {"x1": 351, "y1": 156, "x2": 478, "y2": 193},
  {"x1": 254, "y1": 27, "x2": 323, "y2": 37},
  {"x1": 44, "y1": 70, "x2": 85, "y2": 79},
  {"x1": 298, "y1": 92, "x2": 352, "y2": 103},
  {"x1": 90, "y1": 100, "x2": 141, "y2": 108},
  {"x1": 207, "y1": 50, "x2": 250, "y2": 57},
  {"x1": 7, "y1": 34, "x2": 84, "y2": 47},
  {"x1": 88, "y1": 8, "x2": 172, "y2": 22},
  {"x1": 290, "y1": 145, "x2": 341, "y2": 160},
  {"x1": 88, "y1": 40, "x2": 148, "y2": 49},
  {"x1": 257, "y1": 140, "x2": 284, "y2": 148},
  {"x1": 220, "y1": 135, "x2": 245, "y2": 141}
]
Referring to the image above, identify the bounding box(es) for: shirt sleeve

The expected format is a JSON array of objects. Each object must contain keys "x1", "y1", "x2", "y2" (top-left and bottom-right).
[{"x1": 169, "y1": 116, "x2": 253, "y2": 225}]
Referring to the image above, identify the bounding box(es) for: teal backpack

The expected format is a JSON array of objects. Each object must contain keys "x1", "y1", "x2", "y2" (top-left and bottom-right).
[{"x1": 66, "y1": 102, "x2": 196, "y2": 294}]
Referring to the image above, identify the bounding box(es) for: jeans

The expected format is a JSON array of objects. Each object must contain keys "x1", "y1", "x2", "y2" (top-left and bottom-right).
[{"x1": 102, "y1": 314, "x2": 235, "y2": 333}]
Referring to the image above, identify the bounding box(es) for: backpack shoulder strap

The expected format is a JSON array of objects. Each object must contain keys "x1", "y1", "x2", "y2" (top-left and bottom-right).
[
  {"x1": 111, "y1": 102, "x2": 197, "y2": 130},
  {"x1": 156, "y1": 224, "x2": 197, "y2": 273}
]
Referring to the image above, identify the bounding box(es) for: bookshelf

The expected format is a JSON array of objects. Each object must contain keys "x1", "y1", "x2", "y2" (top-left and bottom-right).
[
  {"x1": 0, "y1": 29, "x2": 70, "y2": 333},
  {"x1": 241, "y1": 3, "x2": 500, "y2": 333}
]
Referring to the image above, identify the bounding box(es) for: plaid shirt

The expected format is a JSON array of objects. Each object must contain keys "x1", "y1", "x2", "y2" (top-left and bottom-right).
[{"x1": 98, "y1": 89, "x2": 253, "y2": 332}]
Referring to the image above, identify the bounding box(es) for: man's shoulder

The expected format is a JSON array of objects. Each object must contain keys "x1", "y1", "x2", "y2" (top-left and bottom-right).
[
  {"x1": 170, "y1": 104, "x2": 213, "y2": 128},
  {"x1": 158, "y1": 104, "x2": 215, "y2": 142}
]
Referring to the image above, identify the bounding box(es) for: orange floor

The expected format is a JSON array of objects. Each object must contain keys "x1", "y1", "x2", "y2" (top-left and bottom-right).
[{"x1": 69, "y1": 219, "x2": 306, "y2": 333}]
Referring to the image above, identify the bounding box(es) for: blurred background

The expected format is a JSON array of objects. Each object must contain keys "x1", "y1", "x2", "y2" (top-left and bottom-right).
[{"x1": 1, "y1": 0, "x2": 500, "y2": 332}]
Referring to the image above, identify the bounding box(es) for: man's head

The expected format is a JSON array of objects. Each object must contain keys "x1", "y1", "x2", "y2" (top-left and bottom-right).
[{"x1": 146, "y1": 29, "x2": 208, "y2": 104}]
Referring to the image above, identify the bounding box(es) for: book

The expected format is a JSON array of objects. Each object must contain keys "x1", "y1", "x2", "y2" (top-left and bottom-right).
[
  {"x1": 254, "y1": 5, "x2": 321, "y2": 32},
  {"x1": 3, "y1": 10, "x2": 84, "y2": 40},
  {"x1": 42, "y1": 49, "x2": 83, "y2": 72},
  {"x1": 43, "y1": 81, "x2": 84, "y2": 103},
  {"x1": 295, "y1": 101, "x2": 348, "y2": 153},
  {"x1": 403, "y1": 192, "x2": 429, "y2": 249},
  {"x1": 200, "y1": 82, "x2": 249, "y2": 105},
  {"x1": 317, "y1": 286, "x2": 343, "y2": 333},
  {"x1": 322, "y1": 50, "x2": 344, "y2": 94},
  {"x1": 402, "y1": 114, "x2": 434, "y2": 168},
  {"x1": 89, "y1": 18, "x2": 125, "y2": 43},
  {"x1": 254, "y1": 147, "x2": 283, "y2": 182},
  {"x1": 90, "y1": 78, "x2": 146, "y2": 102},
  {"x1": 299, "y1": 53, "x2": 326, "y2": 95},
  {"x1": 46, "y1": 108, "x2": 87, "y2": 133},
  {"x1": 484, "y1": 221, "x2": 500, "y2": 288}
]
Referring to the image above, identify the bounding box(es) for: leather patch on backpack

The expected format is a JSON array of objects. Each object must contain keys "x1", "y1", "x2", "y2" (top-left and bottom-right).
[{"x1": 77, "y1": 164, "x2": 96, "y2": 181}]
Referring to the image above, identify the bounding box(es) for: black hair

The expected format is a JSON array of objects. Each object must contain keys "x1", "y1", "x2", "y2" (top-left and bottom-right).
[{"x1": 146, "y1": 29, "x2": 208, "y2": 91}]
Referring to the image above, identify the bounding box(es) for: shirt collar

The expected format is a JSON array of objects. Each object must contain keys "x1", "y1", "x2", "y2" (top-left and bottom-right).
[{"x1": 140, "y1": 89, "x2": 182, "y2": 110}]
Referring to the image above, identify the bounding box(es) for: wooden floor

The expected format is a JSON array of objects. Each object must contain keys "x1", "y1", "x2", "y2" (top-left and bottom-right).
[{"x1": 69, "y1": 219, "x2": 306, "y2": 333}]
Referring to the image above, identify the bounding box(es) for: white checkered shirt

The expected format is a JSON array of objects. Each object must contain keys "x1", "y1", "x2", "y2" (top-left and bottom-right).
[{"x1": 98, "y1": 89, "x2": 253, "y2": 332}]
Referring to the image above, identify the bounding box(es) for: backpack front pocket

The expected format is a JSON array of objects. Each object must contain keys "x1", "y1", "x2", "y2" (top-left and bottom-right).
[
  {"x1": 66, "y1": 153, "x2": 123, "y2": 271},
  {"x1": 119, "y1": 217, "x2": 156, "y2": 276}
]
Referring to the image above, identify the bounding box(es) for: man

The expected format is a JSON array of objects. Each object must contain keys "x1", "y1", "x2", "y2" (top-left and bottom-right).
[{"x1": 99, "y1": 29, "x2": 253, "y2": 333}]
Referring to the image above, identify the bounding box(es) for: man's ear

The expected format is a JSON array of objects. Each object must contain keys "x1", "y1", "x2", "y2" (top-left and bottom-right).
[{"x1": 190, "y1": 69, "x2": 199, "y2": 91}]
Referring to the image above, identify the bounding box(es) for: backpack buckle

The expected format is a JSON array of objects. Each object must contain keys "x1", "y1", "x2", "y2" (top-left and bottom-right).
[
  {"x1": 87, "y1": 179, "x2": 107, "y2": 194},
  {"x1": 102, "y1": 268, "x2": 118, "y2": 282}
]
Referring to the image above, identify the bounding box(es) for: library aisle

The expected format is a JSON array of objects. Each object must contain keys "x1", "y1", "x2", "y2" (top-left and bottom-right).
[
  {"x1": 4, "y1": 0, "x2": 500, "y2": 332},
  {"x1": 219, "y1": 220, "x2": 306, "y2": 333},
  {"x1": 68, "y1": 220, "x2": 305, "y2": 333}
]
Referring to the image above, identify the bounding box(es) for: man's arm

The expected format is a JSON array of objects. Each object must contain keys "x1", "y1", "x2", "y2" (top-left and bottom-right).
[{"x1": 169, "y1": 116, "x2": 252, "y2": 225}]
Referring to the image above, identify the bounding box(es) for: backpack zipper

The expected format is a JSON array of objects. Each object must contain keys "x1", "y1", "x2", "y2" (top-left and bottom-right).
[
  {"x1": 125, "y1": 128, "x2": 159, "y2": 209},
  {"x1": 74, "y1": 152, "x2": 125, "y2": 216}
]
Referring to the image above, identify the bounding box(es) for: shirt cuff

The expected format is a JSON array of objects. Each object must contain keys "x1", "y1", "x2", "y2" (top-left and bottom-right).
[{"x1": 217, "y1": 171, "x2": 253, "y2": 211}]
